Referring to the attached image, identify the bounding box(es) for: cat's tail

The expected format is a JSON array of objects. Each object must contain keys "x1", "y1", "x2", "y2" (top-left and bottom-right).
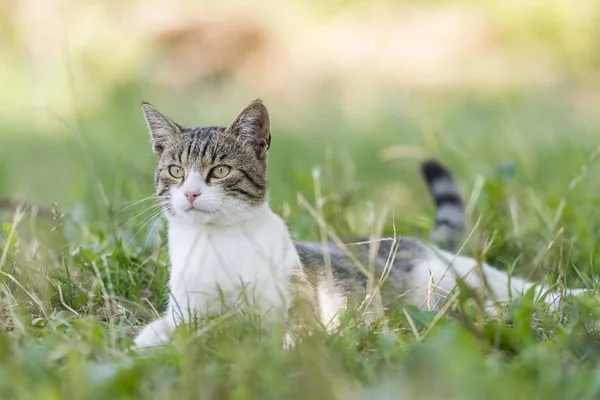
[{"x1": 420, "y1": 160, "x2": 466, "y2": 251}]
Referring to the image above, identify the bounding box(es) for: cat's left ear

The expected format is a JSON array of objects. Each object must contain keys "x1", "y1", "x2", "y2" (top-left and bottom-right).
[
  {"x1": 227, "y1": 99, "x2": 271, "y2": 158},
  {"x1": 141, "y1": 102, "x2": 181, "y2": 156}
]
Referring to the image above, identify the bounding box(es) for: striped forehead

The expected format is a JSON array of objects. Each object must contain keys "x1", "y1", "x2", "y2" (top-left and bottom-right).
[{"x1": 175, "y1": 127, "x2": 228, "y2": 165}]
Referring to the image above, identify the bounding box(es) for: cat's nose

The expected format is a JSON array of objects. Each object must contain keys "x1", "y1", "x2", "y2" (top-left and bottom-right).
[{"x1": 185, "y1": 191, "x2": 201, "y2": 205}]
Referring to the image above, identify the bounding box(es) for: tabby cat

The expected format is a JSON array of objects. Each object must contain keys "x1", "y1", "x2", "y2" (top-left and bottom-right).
[{"x1": 134, "y1": 99, "x2": 587, "y2": 349}]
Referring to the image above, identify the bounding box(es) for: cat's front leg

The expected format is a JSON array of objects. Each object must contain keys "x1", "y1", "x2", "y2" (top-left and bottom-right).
[
  {"x1": 283, "y1": 267, "x2": 320, "y2": 349},
  {"x1": 133, "y1": 316, "x2": 176, "y2": 350}
]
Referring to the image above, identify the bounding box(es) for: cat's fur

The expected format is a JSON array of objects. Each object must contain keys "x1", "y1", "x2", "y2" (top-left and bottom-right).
[
  {"x1": 134, "y1": 99, "x2": 588, "y2": 349},
  {"x1": 420, "y1": 160, "x2": 466, "y2": 251},
  {"x1": 134, "y1": 100, "x2": 299, "y2": 349}
]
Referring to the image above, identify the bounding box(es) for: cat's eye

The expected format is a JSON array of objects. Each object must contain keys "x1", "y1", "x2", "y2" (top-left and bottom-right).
[
  {"x1": 168, "y1": 165, "x2": 185, "y2": 179},
  {"x1": 210, "y1": 165, "x2": 231, "y2": 179}
]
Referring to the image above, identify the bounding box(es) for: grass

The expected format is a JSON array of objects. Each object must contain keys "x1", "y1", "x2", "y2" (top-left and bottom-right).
[{"x1": 1, "y1": 83, "x2": 600, "y2": 399}]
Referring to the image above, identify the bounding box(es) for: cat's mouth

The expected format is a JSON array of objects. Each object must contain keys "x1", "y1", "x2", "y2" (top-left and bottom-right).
[{"x1": 184, "y1": 206, "x2": 214, "y2": 214}]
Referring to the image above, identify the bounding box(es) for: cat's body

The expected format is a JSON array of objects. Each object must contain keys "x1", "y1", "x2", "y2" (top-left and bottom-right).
[
  {"x1": 135, "y1": 203, "x2": 298, "y2": 348},
  {"x1": 134, "y1": 99, "x2": 587, "y2": 349},
  {"x1": 296, "y1": 238, "x2": 585, "y2": 321},
  {"x1": 167, "y1": 203, "x2": 296, "y2": 317},
  {"x1": 297, "y1": 160, "x2": 587, "y2": 323}
]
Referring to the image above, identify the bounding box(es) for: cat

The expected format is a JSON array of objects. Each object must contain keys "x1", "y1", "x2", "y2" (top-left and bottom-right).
[
  {"x1": 134, "y1": 99, "x2": 300, "y2": 349},
  {"x1": 134, "y1": 99, "x2": 588, "y2": 349}
]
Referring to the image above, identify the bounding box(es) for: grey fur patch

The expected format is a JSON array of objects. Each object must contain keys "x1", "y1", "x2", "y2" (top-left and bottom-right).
[{"x1": 294, "y1": 236, "x2": 429, "y2": 307}]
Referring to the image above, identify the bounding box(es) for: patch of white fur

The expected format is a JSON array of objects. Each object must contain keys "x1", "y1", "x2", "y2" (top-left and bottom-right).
[
  {"x1": 317, "y1": 279, "x2": 347, "y2": 331},
  {"x1": 134, "y1": 177, "x2": 299, "y2": 349}
]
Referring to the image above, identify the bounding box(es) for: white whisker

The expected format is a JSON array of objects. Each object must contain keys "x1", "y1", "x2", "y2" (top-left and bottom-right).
[
  {"x1": 128, "y1": 208, "x2": 166, "y2": 246},
  {"x1": 143, "y1": 214, "x2": 166, "y2": 252},
  {"x1": 119, "y1": 203, "x2": 164, "y2": 228},
  {"x1": 116, "y1": 194, "x2": 169, "y2": 216}
]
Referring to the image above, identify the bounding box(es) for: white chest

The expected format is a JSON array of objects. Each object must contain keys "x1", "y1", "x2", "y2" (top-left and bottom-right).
[{"x1": 166, "y1": 213, "x2": 298, "y2": 318}]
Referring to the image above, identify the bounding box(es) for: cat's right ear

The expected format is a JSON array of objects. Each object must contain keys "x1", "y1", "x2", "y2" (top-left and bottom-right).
[{"x1": 141, "y1": 102, "x2": 180, "y2": 155}]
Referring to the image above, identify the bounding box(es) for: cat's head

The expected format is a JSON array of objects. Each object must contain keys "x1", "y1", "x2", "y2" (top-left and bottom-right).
[{"x1": 142, "y1": 99, "x2": 271, "y2": 226}]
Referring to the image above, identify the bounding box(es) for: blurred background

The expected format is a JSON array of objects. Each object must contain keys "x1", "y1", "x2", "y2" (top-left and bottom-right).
[{"x1": 0, "y1": 0, "x2": 599, "y2": 239}]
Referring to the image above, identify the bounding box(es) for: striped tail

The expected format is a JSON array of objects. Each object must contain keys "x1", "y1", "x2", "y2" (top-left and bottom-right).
[{"x1": 420, "y1": 160, "x2": 466, "y2": 251}]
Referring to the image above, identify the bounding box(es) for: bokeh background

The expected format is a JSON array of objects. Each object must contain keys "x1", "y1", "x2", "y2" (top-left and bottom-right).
[{"x1": 1, "y1": 0, "x2": 599, "y2": 237}]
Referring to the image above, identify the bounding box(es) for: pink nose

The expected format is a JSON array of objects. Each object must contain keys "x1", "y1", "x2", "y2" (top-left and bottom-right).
[{"x1": 185, "y1": 191, "x2": 200, "y2": 205}]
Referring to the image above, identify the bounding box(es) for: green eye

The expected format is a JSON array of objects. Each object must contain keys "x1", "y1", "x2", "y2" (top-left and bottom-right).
[
  {"x1": 168, "y1": 165, "x2": 185, "y2": 179},
  {"x1": 210, "y1": 165, "x2": 231, "y2": 179}
]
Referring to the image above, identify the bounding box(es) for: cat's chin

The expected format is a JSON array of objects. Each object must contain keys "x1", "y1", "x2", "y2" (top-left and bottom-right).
[
  {"x1": 168, "y1": 202, "x2": 268, "y2": 228},
  {"x1": 169, "y1": 208, "x2": 224, "y2": 226}
]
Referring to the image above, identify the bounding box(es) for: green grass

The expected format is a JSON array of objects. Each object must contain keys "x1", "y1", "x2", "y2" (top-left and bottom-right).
[{"x1": 1, "y1": 83, "x2": 600, "y2": 399}]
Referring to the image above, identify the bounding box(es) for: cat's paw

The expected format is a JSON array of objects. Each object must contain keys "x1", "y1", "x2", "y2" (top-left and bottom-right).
[
  {"x1": 133, "y1": 332, "x2": 169, "y2": 351},
  {"x1": 282, "y1": 331, "x2": 296, "y2": 350},
  {"x1": 132, "y1": 318, "x2": 174, "y2": 351}
]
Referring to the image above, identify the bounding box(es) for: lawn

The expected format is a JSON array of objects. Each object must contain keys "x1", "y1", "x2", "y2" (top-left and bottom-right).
[{"x1": 0, "y1": 82, "x2": 600, "y2": 399}]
